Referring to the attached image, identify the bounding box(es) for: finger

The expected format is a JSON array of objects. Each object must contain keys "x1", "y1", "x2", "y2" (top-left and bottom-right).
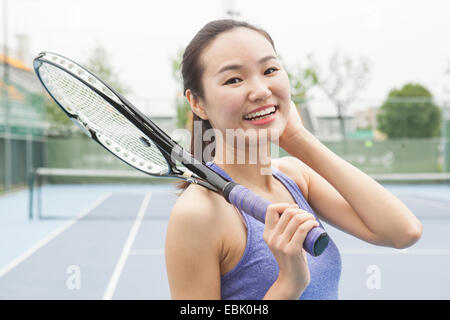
[
  {"x1": 265, "y1": 203, "x2": 292, "y2": 229},
  {"x1": 275, "y1": 207, "x2": 303, "y2": 234},
  {"x1": 290, "y1": 100, "x2": 304, "y2": 125},
  {"x1": 289, "y1": 220, "x2": 320, "y2": 250},
  {"x1": 274, "y1": 207, "x2": 308, "y2": 236},
  {"x1": 282, "y1": 212, "x2": 317, "y2": 242}
]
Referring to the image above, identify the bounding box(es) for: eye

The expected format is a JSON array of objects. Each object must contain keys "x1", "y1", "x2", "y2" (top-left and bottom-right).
[
  {"x1": 264, "y1": 67, "x2": 279, "y2": 75},
  {"x1": 224, "y1": 77, "x2": 242, "y2": 85}
]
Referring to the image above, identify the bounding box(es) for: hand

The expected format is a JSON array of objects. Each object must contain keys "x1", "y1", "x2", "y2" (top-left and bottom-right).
[
  {"x1": 277, "y1": 101, "x2": 305, "y2": 149},
  {"x1": 263, "y1": 203, "x2": 320, "y2": 299}
]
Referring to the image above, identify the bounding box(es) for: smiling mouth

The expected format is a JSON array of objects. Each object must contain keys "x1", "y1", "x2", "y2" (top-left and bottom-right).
[{"x1": 243, "y1": 105, "x2": 278, "y2": 121}]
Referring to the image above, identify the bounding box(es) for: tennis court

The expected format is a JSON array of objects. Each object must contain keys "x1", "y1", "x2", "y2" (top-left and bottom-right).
[
  {"x1": 0, "y1": 171, "x2": 448, "y2": 299},
  {"x1": 0, "y1": 180, "x2": 176, "y2": 299},
  {"x1": 1, "y1": 0, "x2": 450, "y2": 302}
]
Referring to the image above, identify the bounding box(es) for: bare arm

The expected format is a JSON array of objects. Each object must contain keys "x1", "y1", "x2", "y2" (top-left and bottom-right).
[
  {"x1": 165, "y1": 191, "x2": 222, "y2": 299},
  {"x1": 280, "y1": 128, "x2": 422, "y2": 249}
]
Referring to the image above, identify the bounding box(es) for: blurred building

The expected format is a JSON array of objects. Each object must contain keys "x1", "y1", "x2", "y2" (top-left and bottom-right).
[
  {"x1": 354, "y1": 106, "x2": 379, "y2": 130},
  {"x1": 0, "y1": 53, "x2": 46, "y2": 137},
  {"x1": 314, "y1": 115, "x2": 356, "y2": 141},
  {"x1": 0, "y1": 47, "x2": 47, "y2": 191},
  {"x1": 297, "y1": 104, "x2": 317, "y2": 135},
  {"x1": 126, "y1": 96, "x2": 177, "y2": 134},
  {"x1": 312, "y1": 106, "x2": 388, "y2": 141}
]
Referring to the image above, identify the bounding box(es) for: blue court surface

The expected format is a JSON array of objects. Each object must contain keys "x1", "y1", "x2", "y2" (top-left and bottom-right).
[{"x1": 0, "y1": 182, "x2": 449, "y2": 299}]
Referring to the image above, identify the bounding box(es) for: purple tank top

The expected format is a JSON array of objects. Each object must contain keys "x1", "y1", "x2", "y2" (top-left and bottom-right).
[{"x1": 205, "y1": 161, "x2": 342, "y2": 300}]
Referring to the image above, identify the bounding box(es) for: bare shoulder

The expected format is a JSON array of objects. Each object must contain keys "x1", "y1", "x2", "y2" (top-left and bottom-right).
[
  {"x1": 167, "y1": 184, "x2": 227, "y2": 250},
  {"x1": 165, "y1": 184, "x2": 227, "y2": 299},
  {"x1": 272, "y1": 156, "x2": 311, "y2": 200},
  {"x1": 170, "y1": 184, "x2": 225, "y2": 227},
  {"x1": 171, "y1": 184, "x2": 215, "y2": 217}
]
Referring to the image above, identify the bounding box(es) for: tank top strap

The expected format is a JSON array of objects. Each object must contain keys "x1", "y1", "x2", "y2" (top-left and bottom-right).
[
  {"x1": 205, "y1": 161, "x2": 252, "y2": 228},
  {"x1": 205, "y1": 161, "x2": 318, "y2": 220},
  {"x1": 271, "y1": 167, "x2": 321, "y2": 222}
]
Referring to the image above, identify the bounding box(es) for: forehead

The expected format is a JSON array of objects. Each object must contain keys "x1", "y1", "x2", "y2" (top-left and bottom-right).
[{"x1": 200, "y1": 27, "x2": 276, "y2": 73}]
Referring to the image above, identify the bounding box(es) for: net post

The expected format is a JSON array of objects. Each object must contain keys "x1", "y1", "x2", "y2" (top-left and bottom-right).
[
  {"x1": 28, "y1": 168, "x2": 35, "y2": 220},
  {"x1": 37, "y1": 169, "x2": 43, "y2": 220},
  {"x1": 442, "y1": 102, "x2": 449, "y2": 178}
]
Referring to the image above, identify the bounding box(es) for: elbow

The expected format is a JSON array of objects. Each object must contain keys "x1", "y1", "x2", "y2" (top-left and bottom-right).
[{"x1": 393, "y1": 221, "x2": 423, "y2": 249}]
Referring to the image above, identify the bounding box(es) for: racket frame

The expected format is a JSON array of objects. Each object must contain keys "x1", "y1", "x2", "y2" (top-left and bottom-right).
[{"x1": 33, "y1": 52, "x2": 231, "y2": 195}]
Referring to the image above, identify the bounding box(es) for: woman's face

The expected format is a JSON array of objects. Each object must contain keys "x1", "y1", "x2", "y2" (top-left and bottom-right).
[{"x1": 197, "y1": 27, "x2": 291, "y2": 142}]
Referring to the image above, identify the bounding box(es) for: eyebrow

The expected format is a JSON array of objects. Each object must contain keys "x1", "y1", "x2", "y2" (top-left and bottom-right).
[{"x1": 215, "y1": 55, "x2": 277, "y2": 76}]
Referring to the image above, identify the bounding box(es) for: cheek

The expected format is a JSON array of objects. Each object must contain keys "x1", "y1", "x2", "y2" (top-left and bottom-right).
[
  {"x1": 203, "y1": 80, "x2": 243, "y2": 115},
  {"x1": 225, "y1": 100, "x2": 244, "y2": 117},
  {"x1": 204, "y1": 93, "x2": 244, "y2": 132},
  {"x1": 272, "y1": 72, "x2": 291, "y2": 100},
  {"x1": 216, "y1": 92, "x2": 245, "y2": 118}
]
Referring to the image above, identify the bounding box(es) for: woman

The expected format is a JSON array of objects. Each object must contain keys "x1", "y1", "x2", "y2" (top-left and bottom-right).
[{"x1": 165, "y1": 19, "x2": 422, "y2": 300}]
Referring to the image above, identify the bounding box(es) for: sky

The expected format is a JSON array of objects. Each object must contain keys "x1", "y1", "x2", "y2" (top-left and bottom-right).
[{"x1": 2, "y1": 0, "x2": 450, "y2": 117}]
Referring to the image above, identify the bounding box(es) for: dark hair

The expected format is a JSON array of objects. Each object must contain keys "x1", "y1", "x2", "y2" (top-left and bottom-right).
[{"x1": 176, "y1": 19, "x2": 276, "y2": 194}]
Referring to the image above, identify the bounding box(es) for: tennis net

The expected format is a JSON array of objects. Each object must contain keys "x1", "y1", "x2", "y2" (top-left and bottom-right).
[
  {"x1": 370, "y1": 172, "x2": 450, "y2": 183},
  {"x1": 28, "y1": 168, "x2": 450, "y2": 221},
  {"x1": 28, "y1": 167, "x2": 178, "y2": 220}
]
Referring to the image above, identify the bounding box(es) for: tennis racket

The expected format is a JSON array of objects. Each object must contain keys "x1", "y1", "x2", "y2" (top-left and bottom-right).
[{"x1": 33, "y1": 51, "x2": 329, "y2": 257}]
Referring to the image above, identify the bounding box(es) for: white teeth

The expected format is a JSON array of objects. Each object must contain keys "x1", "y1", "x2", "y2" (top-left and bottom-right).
[{"x1": 244, "y1": 106, "x2": 276, "y2": 120}]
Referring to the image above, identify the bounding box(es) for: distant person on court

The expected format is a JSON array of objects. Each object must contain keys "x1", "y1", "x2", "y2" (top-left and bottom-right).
[{"x1": 165, "y1": 19, "x2": 422, "y2": 300}]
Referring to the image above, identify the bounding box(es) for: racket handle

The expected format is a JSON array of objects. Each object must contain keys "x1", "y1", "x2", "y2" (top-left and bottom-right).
[{"x1": 225, "y1": 183, "x2": 329, "y2": 257}]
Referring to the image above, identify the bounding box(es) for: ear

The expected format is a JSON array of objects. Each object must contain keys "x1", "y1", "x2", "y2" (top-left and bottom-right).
[{"x1": 186, "y1": 89, "x2": 208, "y2": 120}]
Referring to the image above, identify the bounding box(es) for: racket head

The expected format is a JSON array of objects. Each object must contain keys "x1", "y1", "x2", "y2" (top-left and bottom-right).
[
  {"x1": 33, "y1": 51, "x2": 176, "y2": 177},
  {"x1": 33, "y1": 51, "x2": 229, "y2": 194}
]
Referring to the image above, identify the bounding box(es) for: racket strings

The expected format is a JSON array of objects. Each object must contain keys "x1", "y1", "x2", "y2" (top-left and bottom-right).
[{"x1": 39, "y1": 62, "x2": 170, "y2": 175}]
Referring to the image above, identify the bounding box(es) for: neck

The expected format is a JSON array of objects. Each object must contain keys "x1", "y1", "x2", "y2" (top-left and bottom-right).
[{"x1": 213, "y1": 137, "x2": 275, "y2": 192}]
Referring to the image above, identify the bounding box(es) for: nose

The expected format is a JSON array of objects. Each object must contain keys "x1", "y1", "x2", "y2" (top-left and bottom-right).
[{"x1": 248, "y1": 77, "x2": 271, "y2": 102}]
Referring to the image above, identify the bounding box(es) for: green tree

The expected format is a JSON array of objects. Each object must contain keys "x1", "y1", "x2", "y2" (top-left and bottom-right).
[
  {"x1": 285, "y1": 55, "x2": 318, "y2": 105},
  {"x1": 377, "y1": 83, "x2": 441, "y2": 138},
  {"x1": 44, "y1": 95, "x2": 74, "y2": 135},
  {"x1": 45, "y1": 46, "x2": 130, "y2": 135},
  {"x1": 283, "y1": 55, "x2": 318, "y2": 133},
  {"x1": 84, "y1": 46, "x2": 130, "y2": 94}
]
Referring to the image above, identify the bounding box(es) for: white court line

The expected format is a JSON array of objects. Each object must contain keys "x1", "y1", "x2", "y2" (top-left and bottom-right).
[
  {"x1": 403, "y1": 197, "x2": 450, "y2": 211},
  {"x1": 129, "y1": 248, "x2": 450, "y2": 256},
  {"x1": 341, "y1": 248, "x2": 450, "y2": 255},
  {"x1": 130, "y1": 249, "x2": 164, "y2": 255},
  {"x1": 0, "y1": 193, "x2": 112, "y2": 278},
  {"x1": 128, "y1": 248, "x2": 450, "y2": 256},
  {"x1": 102, "y1": 192, "x2": 152, "y2": 300}
]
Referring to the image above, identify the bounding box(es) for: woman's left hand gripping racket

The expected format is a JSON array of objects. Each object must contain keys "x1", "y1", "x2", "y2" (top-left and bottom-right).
[{"x1": 33, "y1": 52, "x2": 329, "y2": 257}]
